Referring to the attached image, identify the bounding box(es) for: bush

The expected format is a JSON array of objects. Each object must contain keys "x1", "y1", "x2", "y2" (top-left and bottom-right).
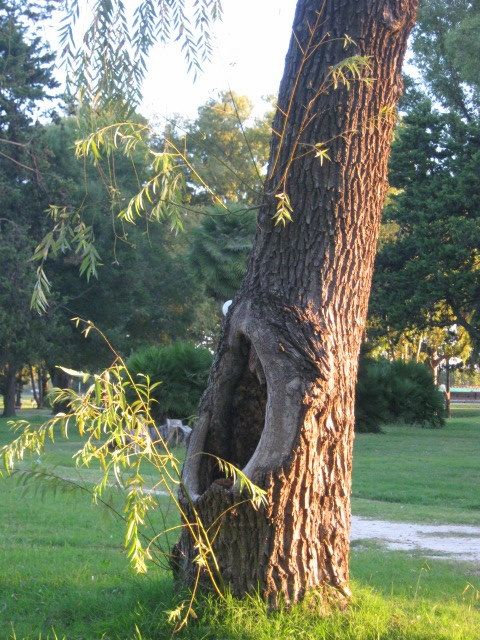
[
  {"x1": 355, "y1": 357, "x2": 445, "y2": 432},
  {"x1": 126, "y1": 342, "x2": 213, "y2": 422},
  {"x1": 389, "y1": 360, "x2": 445, "y2": 427},
  {"x1": 355, "y1": 357, "x2": 390, "y2": 433}
]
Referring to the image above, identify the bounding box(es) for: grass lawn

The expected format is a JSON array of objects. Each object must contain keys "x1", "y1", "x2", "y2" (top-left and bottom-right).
[
  {"x1": 352, "y1": 404, "x2": 480, "y2": 525},
  {"x1": 0, "y1": 406, "x2": 479, "y2": 638}
]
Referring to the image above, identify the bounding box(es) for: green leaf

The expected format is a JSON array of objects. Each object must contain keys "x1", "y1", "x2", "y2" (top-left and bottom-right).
[
  {"x1": 57, "y1": 366, "x2": 90, "y2": 383},
  {"x1": 273, "y1": 192, "x2": 294, "y2": 226}
]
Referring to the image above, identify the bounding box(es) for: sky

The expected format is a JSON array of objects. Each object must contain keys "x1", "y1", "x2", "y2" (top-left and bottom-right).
[
  {"x1": 140, "y1": 1, "x2": 298, "y2": 120},
  {"x1": 43, "y1": 0, "x2": 298, "y2": 122}
]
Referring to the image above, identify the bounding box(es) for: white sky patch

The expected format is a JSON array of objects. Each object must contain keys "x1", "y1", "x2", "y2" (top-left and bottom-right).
[{"x1": 141, "y1": 1, "x2": 297, "y2": 120}]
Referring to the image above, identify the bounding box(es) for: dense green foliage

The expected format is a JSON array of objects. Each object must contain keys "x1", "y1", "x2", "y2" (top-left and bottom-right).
[
  {"x1": 0, "y1": 1, "x2": 56, "y2": 132},
  {"x1": 173, "y1": 91, "x2": 271, "y2": 205},
  {"x1": 188, "y1": 207, "x2": 256, "y2": 303},
  {"x1": 355, "y1": 357, "x2": 445, "y2": 432},
  {"x1": 370, "y1": 83, "x2": 480, "y2": 358},
  {"x1": 368, "y1": 1, "x2": 480, "y2": 364},
  {"x1": 0, "y1": 3, "x2": 205, "y2": 411},
  {"x1": 0, "y1": 225, "x2": 58, "y2": 412},
  {"x1": 1, "y1": 107, "x2": 201, "y2": 411},
  {"x1": 413, "y1": 0, "x2": 480, "y2": 118},
  {"x1": 0, "y1": 0, "x2": 58, "y2": 414},
  {"x1": 40, "y1": 118, "x2": 198, "y2": 365},
  {"x1": 127, "y1": 342, "x2": 213, "y2": 422}
]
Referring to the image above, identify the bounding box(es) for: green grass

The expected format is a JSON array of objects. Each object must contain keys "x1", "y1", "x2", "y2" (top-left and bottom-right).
[
  {"x1": 352, "y1": 403, "x2": 480, "y2": 524},
  {"x1": 0, "y1": 487, "x2": 173, "y2": 639},
  {"x1": 0, "y1": 406, "x2": 479, "y2": 638},
  {"x1": 174, "y1": 569, "x2": 480, "y2": 640}
]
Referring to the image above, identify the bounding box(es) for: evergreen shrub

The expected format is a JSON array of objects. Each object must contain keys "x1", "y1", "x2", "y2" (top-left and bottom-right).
[
  {"x1": 355, "y1": 357, "x2": 445, "y2": 432},
  {"x1": 126, "y1": 342, "x2": 213, "y2": 422}
]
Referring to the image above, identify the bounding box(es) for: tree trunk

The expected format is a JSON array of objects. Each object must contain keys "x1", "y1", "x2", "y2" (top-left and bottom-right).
[
  {"x1": 416, "y1": 334, "x2": 424, "y2": 362},
  {"x1": 30, "y1": 365, "x2": 40, "y2": 408},
  {"x1": 445, "y1": 358, "x2": 451, "y2": 418},
  {"x1": 173, "y1": 0, "x2": 418, "y2": 607},
  {"x1": 427, "y1": 351, "x2": 443, "y2": 386},
  {"x1": 15, "y1": 378, "x2": 23, "y2": 409},
  {"x1": 3, "y1": 364, "x2": 17, "y2": 418},
  {"x1": 48, "y1": 367, "x2": 71, "y2": 413},
  {"x1": 31, "y1": 366, "x2": 48, "y2": 409},
  {"x1": 39, "y1": 367, "x2": 48, "y2": 408}
]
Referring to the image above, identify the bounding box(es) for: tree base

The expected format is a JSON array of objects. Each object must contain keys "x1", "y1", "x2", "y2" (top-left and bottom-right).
[{"x1": 172, "y1": 298, "x2": 353, "y2": 608}]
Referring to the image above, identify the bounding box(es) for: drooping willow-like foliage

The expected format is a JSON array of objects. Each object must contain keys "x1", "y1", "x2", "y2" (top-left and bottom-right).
[
  {"x1": 0, "y1": 319, "x2": 266, "y2": 630},
  {"x1": 59, "y1": 0, "x2": 223, "y2": 105}
]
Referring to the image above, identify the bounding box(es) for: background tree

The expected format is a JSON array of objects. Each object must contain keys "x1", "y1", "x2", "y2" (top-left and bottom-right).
[
  {"x1": 184, "y1": 206, "x2": 257, "y2": 346},
  {"x1": 37, "y1": 116, "x2": 200, "y2": 374},
  {"x1": 366, "y1": 316, "x2": 472, "y2": 383},
  {"x1": 370, "y1": 84, "x2": 480, "y2": 356},
  {"x1": 413, "y1": 0, "x2": 480, "y2": 120},
  {"x1": 0, "y1": 0, "x2": 57, "y2": 181},
  {"x1": 188, "y1": 206, "x2": 256, "y2": 304},
  {"x1": 174, "y1": 0, "x2": 418, "y2": 607},
  {"x1": 0, "y1": 225, "x2": 47, "y2": 415},
  {"x1": 0, "y1": 0, "x2": 58, "y2": 415},
  {"x1": 171, "y1": 91, "x2": 272, "y2": 205},
  {"x1": 367, "y1": 1, "x2": 480, "y2": 367},
  {"x1": 155, "y1": 93, "x2": 271, "y2": 345}
]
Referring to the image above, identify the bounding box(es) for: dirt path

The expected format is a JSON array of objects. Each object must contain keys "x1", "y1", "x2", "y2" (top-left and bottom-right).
[{"x1": 351, "y1": 516, "x2": 480, "y2": 564}]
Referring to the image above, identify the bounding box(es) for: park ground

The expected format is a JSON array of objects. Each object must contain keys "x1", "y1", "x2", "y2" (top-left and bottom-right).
[{"x1": 0, "y1": 405, "x2": 479, "y2": 639}]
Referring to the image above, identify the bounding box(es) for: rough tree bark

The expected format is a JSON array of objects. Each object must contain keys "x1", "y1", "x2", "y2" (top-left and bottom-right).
[{"x1": 173, "y1": 0, "x2": 418, "y2": 606}]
